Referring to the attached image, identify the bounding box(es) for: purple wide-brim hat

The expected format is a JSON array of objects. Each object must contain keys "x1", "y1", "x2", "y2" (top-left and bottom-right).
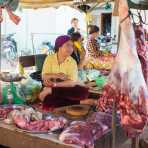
[{"x1": 54, "y1": 35, "x2": 71, "y2": 49}]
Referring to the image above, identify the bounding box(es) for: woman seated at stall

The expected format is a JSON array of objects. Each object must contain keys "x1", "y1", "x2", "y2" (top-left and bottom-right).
[
  {"x1": 70, "y1": 32, "x2": 86, "y2": 69},
  {"x1": 39, "y1": 35, "x2": 89, "y2": 108}
]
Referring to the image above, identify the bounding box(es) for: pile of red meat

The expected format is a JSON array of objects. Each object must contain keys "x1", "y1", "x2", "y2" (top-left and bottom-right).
[
  {"x1": 97, "y1": 0, "x2": 148, "y2": 138},
  {"x1": 24, "y1": 118, "x2": 67, "y2": 132},
  {"x1": 0, "y1": 107, "x2": 14, "y2": 119},
  {"x1": 59, "y1": 112, "x2": 112, "y2": 148},
  {"x1": 59, "y1": 121, "x2": 94, "y2": 148},
  {"x1": 12, "y1": 110, "x2": 67, "y2": 132}
]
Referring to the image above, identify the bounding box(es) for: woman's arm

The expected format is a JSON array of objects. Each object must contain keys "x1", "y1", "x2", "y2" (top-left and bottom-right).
[
  {"x1": 53, "y1": 80, "x2": 85, "y2": 87},
  {"x1": 42, "y1": 73, "x2": 58, "y2": 80},
  {"x1": 42, "y1": 73, "x2": 67, "y2": 80},
  {"x1": 42, "y1": 73, "x2": 68, "y2": 87}
]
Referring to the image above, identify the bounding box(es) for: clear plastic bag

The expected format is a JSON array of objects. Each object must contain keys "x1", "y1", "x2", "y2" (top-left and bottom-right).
[{"x1": 18, "y1": 78, "x2": 42, "y2": 103}]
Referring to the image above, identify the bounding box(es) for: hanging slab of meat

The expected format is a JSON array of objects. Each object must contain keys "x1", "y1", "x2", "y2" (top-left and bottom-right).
[
  {"x1": 97, "y1": 0, "x2": 148, "y2": 138},
  {"x1": 0, "y1": 0, "x2": 20, "y2": 24},
  {"x1": 6, "y1": 7, "x2": 20, "y2": 25},
  {"x1": 134, "y1": 24, "x2": 148, "y2": 86}
]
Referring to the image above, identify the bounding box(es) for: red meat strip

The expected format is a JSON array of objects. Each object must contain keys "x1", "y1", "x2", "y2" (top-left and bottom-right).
[
  {"x1": 13, "y1": 114, "x2": 67, "y2": 132},
  {"x1": 12, "y1": 112, "x2": 27, "y2": 129},
  {"x1": 134, "y1": 25, "x2": 148, "y2": 86},
  {"x1": 0, "y1": 108, "x2": 13, "y2": 119}
]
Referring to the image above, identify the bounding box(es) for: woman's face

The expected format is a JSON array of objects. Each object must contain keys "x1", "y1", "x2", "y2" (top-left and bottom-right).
[
  {"x1": 72, "y1": 20, "x2": 78, "y2": 28},
  {"x1": 93, "y1": 31, "x2": 99, "y2": 39},
  {"x1": 60, "y1": 40, "x2": 74, "y2": 57}
]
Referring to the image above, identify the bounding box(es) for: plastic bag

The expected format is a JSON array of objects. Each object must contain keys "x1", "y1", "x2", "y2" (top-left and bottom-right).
[
  {"x1": 1, "y1": 81, "x2": 25, "y2": 104},
  {"x1": 18, "y1": 78, "x2": 42, "y2": 103}
]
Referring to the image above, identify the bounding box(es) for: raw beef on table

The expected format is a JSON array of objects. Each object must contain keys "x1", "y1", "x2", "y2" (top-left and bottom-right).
[
  {"x1": 97, "y1": 0, "x2": 148, "y2": 138},
  {"x1": 59, "y1": 121, "x2": 94, "y2": 148},
  {"x1": 86, "y1": 112, "x2": 113, "y2": 140},
  {"x1": 59, "y1": 112, "x2": 113, "y2": 148},
  {"x1": 12, "y1": 109, "x2": 67, "y2": 132},
  {"x1": 0, "y1": 107, "x2": 13, "y2": 119}
]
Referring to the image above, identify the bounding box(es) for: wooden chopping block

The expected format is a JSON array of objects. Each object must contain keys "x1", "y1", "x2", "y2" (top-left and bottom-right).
[{"x1": 66, "y1": 105, "x2": 90, "y2": 117}]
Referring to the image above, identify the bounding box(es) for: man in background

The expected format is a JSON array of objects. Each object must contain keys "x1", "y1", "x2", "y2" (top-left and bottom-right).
[{"x1": 67, "y1": 18, "x2": 80, "y2": 36}]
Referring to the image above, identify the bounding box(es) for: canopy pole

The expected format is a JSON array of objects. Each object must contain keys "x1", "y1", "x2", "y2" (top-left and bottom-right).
[
  {"x1": 111, "y1": 1, "x2": 119, "y2": 148},
  {"x1": 112, "y1": 98, "x2": 116, "y2": 148},
  {"x1": 85, "y1": 2, "x2": 99, "y2": 37},
  {"x1": 0, "y1": 19, "x2": 1, "y2": 72},
  {"x1": 132, "y1": 137, "x2": 139, "y2": 148}
]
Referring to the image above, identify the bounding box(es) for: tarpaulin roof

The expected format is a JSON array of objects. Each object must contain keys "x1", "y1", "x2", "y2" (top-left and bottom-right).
[
  {"x1": 20, "y1": 0, "x2": 148, "y2": 10},
  {"x1": 19, "y1": 0, "x2": 108, "y2": 9}
]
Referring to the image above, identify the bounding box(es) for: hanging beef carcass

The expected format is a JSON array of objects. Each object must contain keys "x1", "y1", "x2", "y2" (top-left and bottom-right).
[{"x1": 97, "y1": 0, "x2": 148, "y2": 138}]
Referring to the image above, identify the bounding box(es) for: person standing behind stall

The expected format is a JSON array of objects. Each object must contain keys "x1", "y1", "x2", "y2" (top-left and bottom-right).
[
  {"x1": 39, "y1": 35, "x2": 88, "y2": 108},
  {"x1": 71, "y1": 32, "x2": 86, "y2": 69},
  {"x1": 67, "y1": 18, "x2": 80, "y2": 36},
  {"x1": 86, "y1": 25, "x2": 100, "y2": 59}
]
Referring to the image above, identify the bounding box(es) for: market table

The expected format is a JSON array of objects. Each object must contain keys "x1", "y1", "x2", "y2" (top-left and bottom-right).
[
  {"x1": 0, "y1": 121, "x2": 129, "y2": 148},
  {"x1": 0, "y1": 121, "x2": 73, "y2": 148}
]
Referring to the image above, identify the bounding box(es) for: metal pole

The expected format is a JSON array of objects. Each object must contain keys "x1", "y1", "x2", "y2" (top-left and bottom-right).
[
  {"x1": 112, "y1": 98, "x2": 116, "y2": 148},
  {"x1": 111, "y1": 1, "x2": 120, "y2": 147},
  {"x1": 86, "y1": 12, "x2": 89, "y2": 37},
  {"x1": 0, "y1": 19, "x2": 1, "y2": 73},
  {"x1": 132, "y1": 137, "x2": 139, "y2": 148},
  {"x1": 0, "y1": 7, "x2": 1, "y2": 72}
]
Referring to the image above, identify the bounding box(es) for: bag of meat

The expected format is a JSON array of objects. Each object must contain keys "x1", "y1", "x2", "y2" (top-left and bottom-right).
[
  {"x1": 97, "y1": 0, "x2": 148, "y2": 138},
  {"x1": 59, "y1": 121, "x2": 94, "y2": 148}
]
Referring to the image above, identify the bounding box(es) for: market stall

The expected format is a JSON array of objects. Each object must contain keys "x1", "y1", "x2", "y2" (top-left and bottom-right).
[{"x1": 0, "y1": 0, "x2": 148, "y2": 148}]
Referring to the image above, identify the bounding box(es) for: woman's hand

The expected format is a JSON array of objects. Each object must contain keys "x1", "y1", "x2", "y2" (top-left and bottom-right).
[
  {"x1": 39, "y1": 87, "x2": 52, "y2": 101},
  {"x1": 43, "y1": 79, "x2": 54, "y2": 87},
  {"x1": 55, "y1": 73, "x2": 68, "y2": 80},
  {"x1": 54, "y1": 80, "x2": 87, "y2": 88}
]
